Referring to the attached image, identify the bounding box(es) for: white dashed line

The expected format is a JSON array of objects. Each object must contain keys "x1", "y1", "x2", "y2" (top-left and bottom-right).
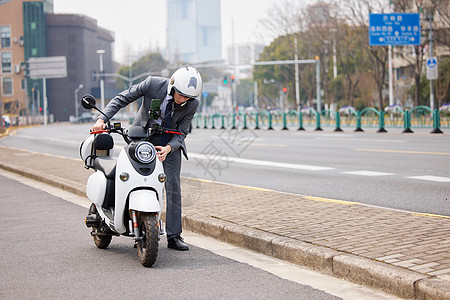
[
  {"x1": 341, "y1": 171, "x2": 395, "y2": 177},
  {"x1": 191, "y1": 153, "x2": 447, "y2": 183},
  {"x1": 190, "y1": 153, "x2": 335, "y2": 171},
  {"x1": 405, "y1": 175, "x2": 450, "y2": 183}
]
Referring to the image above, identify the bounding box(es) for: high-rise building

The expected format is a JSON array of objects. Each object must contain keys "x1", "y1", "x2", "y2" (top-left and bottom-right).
[
  {"x1": 46, "y1": 14, "x2": 115, "y2": 121},
  {"x1": 167, "y1": 0, "x2": 222, "y2": 64}
]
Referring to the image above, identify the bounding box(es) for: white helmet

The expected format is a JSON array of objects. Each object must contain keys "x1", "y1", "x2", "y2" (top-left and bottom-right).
[{"x1": 168, "y1": 66, "x2": 203, "y2": 99}]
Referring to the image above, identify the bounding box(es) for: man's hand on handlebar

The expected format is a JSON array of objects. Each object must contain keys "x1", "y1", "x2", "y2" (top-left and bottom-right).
[
  {"x1": 155, "y1": 145, "x2": 171, "y2": 162},
  {"x1": 91, "y1": 119, "x2": 106, "y2": 132}
]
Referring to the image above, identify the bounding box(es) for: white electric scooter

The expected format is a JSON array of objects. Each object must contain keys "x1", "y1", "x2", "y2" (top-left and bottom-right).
[{"x1": 80, "y1": 94, "x2": 181, "y2": 267}]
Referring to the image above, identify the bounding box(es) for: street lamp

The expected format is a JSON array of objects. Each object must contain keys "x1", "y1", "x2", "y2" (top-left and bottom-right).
[
  {"x1": 424, "y1": 7, "x2": 435, "y2": 110},
  {"x1": 96, "y1": 49, "x2": 106, "y2": 110},
  {"x1": 74, "y1": 84, "x2": 84, "y2": 119}
]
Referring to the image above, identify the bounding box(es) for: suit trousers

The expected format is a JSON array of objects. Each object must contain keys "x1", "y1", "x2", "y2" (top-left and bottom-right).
[{"x1": 163, "y1": 147, "x2": 182, "y2": 238}]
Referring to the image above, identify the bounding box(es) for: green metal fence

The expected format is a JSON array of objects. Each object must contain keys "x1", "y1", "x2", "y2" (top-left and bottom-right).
[{"x1": 193, "y1": 106, "x2": 448, "y2": 134}]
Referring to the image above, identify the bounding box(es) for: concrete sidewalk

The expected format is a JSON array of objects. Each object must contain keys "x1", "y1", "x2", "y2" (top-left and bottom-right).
[{"x1": 0, "y1": 144, "x2": 448, "y2": 299}]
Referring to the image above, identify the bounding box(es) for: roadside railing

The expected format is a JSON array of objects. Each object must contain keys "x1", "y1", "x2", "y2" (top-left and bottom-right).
[{"x1": 193, "y1": 105, "x2": 448, "y2": 134}]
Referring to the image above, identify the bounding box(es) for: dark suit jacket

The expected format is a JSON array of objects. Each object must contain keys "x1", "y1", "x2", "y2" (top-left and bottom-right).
[{"x1": 99, "y1": 76, "x2": 199, "y2": 159}]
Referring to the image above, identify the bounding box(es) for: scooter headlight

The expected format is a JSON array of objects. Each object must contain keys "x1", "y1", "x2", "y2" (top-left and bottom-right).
[{"x1": 133, "y1": 142, "x2": 156, "y2": 164}]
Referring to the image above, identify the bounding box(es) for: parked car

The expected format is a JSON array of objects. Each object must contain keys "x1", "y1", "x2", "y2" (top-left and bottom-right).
[
  {"x1": 76, "y1": 112, "x2": 96, "y2": 123},
  {"x1": 111, "y1": 112, "x2": 132, "y2": 122}
]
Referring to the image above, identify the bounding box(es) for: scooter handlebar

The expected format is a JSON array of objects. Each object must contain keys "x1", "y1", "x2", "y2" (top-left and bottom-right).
[
  {"x1": 90, "y1": 129, "x2": 110, "y2": 135},
  {"x1": 89, "y1": 125, "x2": 182, "y2": 143},
  {"x1": 90, "y1": 124, "x2": 123, "y2": 135},
  {"x1": 164, "y1": 129, "x2": 183, "y2": 135}
]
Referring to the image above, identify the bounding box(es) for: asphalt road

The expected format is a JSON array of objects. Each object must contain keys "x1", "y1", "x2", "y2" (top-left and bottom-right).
[
  {"x1": 185, "y1": 128, "x2": 450, "y2": 216},
  {"x1": 1, "y1": 123, "x2": 449, "y2": 215},
  {"x1": 0, "y1": 173, "x2": 347, "y2": 300}
]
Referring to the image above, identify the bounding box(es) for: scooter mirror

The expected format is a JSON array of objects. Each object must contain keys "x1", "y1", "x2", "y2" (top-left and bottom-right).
[{"x1": 81, "y1": 94, "x2": 97, "y2": 110}]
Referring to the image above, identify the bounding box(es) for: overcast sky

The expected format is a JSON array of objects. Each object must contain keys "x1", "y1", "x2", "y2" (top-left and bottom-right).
[{"x1": 53, "y1": 0, "x2": 286, "y2": 64}]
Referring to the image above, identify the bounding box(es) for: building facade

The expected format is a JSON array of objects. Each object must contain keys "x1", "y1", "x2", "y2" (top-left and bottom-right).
[
  {"x1": 0, "y1": 0, "x2": 115, "y2": 123},
  {"x1": 46, "y1": 14, "x2": 115, "y2": 121},
  {"x1": 167, "y1": 0, "x2": 222, "y2": 64},
  {"x1": 0, "y1": 0, "x2": 53, "y2": 120}
]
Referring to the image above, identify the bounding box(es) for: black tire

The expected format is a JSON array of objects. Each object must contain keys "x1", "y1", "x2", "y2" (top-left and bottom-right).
[
  {"x1": 93, "y1": 230, "x2": 112, "y2": 249},
  {"x1": 89, "y1": 204, "x2": 112, "y2": 249},
  {"x1": 137, "y1": 212, "x2": 159, "y2": 267}
]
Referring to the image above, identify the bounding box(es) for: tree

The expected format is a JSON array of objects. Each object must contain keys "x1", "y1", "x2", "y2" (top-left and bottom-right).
[
  {"x1": 300, "y1": 4, "x2": 337, "y2": 108},
  {"x1": 116, "y1": 52, "x2": 167, "y2": 89},
  {"x1": 431, "y1": 0, "x2": 450, "y2": 49},
  {"x1": 342, "y1": 0, "x2": 390, "y2": 109},
  {"x1": 259, "y1": 1, "x2": 341, "y2": 109},
  {"x1": 391, "y1": 0, "x2": 427, "y2": 107},
  {"x1": 436, "y1": 57, "x2": 450, "y2": 105},
  {"x1": 258, "y1": 0, "x2": 302, "y2": 42},
  {"x1": 334, "y1": 23, "x2": 369, "y2": 107},
  {"x1": 254, "y1": 36, "x2": 296, "y2": 109}
]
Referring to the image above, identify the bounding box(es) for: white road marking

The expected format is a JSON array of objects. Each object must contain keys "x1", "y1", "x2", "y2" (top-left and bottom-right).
[
  {"x1": 185, "y1": 232, "x2": 399, "y2": 300},
  {"x1": 11, "y1": 134, "x2": 81, "y2": 145},
  {"x1": 342, "y1": 171, "x2": 395, "y2": 177},
  {"x1": 406, "y1": 175, "x2": 450, "y2": 183},
  {"x1": 315, "y1": 137, "x2": 407, "y2": 143},
  {"x1": 190, "y1": 153, "x2": 335, "y2": 171},
  {"x1": 353, "y1": 148, "x2": 450, "y2": 156},
  {"x1": 4, "y1": 136, "x2": 447, "y2": 185}
]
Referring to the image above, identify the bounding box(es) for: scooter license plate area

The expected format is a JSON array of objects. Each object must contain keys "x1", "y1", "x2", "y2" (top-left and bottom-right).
[{"x1": 128, "y1": 190, "x2": 161, "y2": 212}]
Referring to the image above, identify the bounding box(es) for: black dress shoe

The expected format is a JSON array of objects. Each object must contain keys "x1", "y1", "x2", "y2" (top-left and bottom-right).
[{"x1": 167, "y1": 236, "x2": 189, "y2": 251}]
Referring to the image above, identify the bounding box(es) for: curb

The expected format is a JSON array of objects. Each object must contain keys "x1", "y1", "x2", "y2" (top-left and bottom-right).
[
  {"x1": 0, "y1": 125, "x2": 41, "y2": 139},
  {"x1": 0, "y1": 127, "x2": 13, "y2": 138},
  {"x1": 182, "y1": 214, "x2": 450, "y2": 299},
  {"x1": 1, "y1": 161, "x2": 449, "y2": 299}
]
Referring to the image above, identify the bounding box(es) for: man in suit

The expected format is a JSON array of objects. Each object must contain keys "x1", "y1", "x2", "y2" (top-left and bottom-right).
[{"x1": 91, "y1": 66, "x2": 202, "y2": 251}]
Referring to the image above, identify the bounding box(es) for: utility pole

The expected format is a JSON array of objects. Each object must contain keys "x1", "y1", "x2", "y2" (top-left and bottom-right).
[
  {"x1": 232, "y1": 18, "x2": 238, "y2": 110},
  {"x1": 316, "y1": 57, "x2": 321, "y2": 112},
  {"x1": 426, "y1": 8, "x2": 435, "y2": 110},
  {"x1": 74, "y1": 84, "x2": 84, "y2": 119},
  {"x1": 388, "y1": 0, "x2": 394, "y2": 106},
  {"x1": 388, "y1": 45, "x2": 394, "y2": 106},
  {"x1": 294, "y1": 36, "x2": 300, "y2": 111},
  {"x1": 96, "y1": 50, "x2": 106, "y2": 110}
]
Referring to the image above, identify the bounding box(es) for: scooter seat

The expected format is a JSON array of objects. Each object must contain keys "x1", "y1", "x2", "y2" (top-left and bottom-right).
[{"x1": 93, "y1": 157, "x2": 117, "y2": 180}]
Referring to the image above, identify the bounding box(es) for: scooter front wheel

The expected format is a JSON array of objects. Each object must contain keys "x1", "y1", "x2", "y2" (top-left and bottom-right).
[{"x1": 137, "y1": 212, "x2": 159, "y2": 267}]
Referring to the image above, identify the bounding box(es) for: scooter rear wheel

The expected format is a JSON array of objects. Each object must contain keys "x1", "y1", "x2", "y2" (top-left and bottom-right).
[
  {"x1": 93, "y1": 229, "x2": 112, "y2": 249},
  {"x1": 88, "y1": 204, "x2": 113, "y2": 249},
  {"x1": 137, "y1": 212, "x2": 159, "y2": 267}
]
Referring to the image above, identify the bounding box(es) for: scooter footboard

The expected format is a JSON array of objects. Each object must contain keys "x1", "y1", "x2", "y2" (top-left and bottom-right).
[{"x1": 129, "y1": 190, "x2": 160, "y2": 212}]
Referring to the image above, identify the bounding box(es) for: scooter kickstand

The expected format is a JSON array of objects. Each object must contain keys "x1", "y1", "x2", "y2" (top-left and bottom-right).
[{"x1": 159, "y1": 219, "x2": 165, "y2": 235}]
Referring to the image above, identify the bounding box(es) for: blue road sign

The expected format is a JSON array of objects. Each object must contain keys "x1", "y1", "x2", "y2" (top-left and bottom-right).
[
  {"x1": 426, "y1": 57, "x2": 438, "y2": 80},
  {"x1": 369, "y1": 13, "x2": 420, "y2": 46},
  {"x1": 427, "y1": 57, "x2": 437, "y2": 68}
]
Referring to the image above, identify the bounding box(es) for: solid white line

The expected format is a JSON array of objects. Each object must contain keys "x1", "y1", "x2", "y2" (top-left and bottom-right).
[
  {"x1": 184, "y1": 233, "x2": 398, "y2": 300},
  {"x1": 189, "y1": 153, "x2": 335, "y2": 171},
  {"x1": 406, "y1": 175, "x2": 450, "y2": 183},
  {"x1": 2, "y1": 169, "x2": 91, "y2": 208}
]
